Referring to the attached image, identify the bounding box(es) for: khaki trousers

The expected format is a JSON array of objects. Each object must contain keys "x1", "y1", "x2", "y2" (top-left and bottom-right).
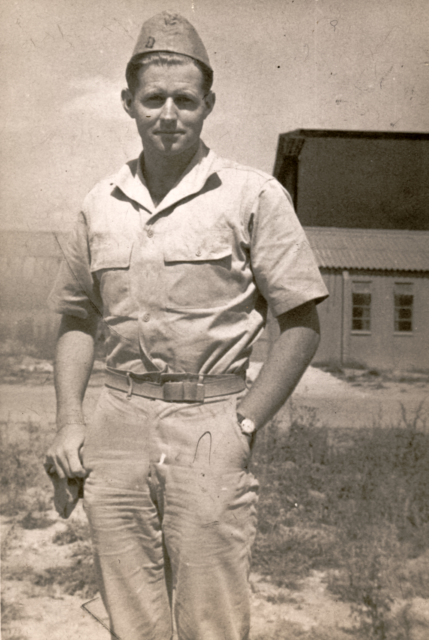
[{"x1": 83, "y1": 386, "x2": 259, "y2": 640}]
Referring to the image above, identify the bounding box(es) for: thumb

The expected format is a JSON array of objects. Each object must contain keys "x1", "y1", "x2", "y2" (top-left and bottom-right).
[{"x1": 66, "y1": 448, "x2": 87, "y2": 478}]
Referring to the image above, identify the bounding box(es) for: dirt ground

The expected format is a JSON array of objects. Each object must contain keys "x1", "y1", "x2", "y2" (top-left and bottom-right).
[
  {"x1": 2, "y1": 503, "x2": 354, "y2": 640},
  {"x1": 1, "y1": 363, "x2": 428, "y2": 639}
]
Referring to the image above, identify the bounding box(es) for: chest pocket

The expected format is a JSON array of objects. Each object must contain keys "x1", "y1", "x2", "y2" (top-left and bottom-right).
[
  {"x1": 90, "y1": 235, "x2": 134, "y2": 317},
  {"x1": 163, "y1": 231, "x2": 234, "y2": 309}
]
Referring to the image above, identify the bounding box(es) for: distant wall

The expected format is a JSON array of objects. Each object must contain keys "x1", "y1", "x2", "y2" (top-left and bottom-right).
[
  {"x1": 0, "y1": 231, "x2": 65, "y2": 358},
  {"x1": 314, "y1": 268, "x2": 429, "y2": 371}
]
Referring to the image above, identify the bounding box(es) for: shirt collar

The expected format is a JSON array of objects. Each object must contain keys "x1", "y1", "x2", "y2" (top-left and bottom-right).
[{"x1": 112, "y1": 141, "x2": 219, "y2": 214}]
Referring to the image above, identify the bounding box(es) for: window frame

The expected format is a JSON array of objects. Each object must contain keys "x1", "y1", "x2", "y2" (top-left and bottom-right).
[
  {"x1": 351, "y1": 281, "x2": 372, "y2": 334},
  {"x1": 393, "y1": 281, "x2": 414, "y2": 334}
]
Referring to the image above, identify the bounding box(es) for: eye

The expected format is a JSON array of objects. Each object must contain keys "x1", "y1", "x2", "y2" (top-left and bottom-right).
[
  {"x1": 144, "y1": 95, "x2": 165, "y2": 107},
  {"x1": 174, "y1": 95, "x2": 196, "y2": 108}
]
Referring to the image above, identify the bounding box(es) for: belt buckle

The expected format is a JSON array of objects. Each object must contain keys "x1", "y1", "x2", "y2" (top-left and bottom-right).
[{"x1": 162, "y1": 381, "x2": 205, "y2": 402}]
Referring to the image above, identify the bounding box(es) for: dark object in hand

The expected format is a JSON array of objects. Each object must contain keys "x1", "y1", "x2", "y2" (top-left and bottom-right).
[{"x1": 46, "y1": 469, "x2": 84, "y2": 519}]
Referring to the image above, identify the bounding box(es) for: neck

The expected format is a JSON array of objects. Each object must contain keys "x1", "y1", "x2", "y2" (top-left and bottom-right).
[{"x1": 142, "y1": 143, "x2": 199, "y2": 207}]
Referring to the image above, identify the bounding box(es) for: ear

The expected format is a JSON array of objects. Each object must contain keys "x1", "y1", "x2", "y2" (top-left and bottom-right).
[
  {"x1": 121, "y1": 88, "x2": 135, "y2": 119},
  {"x1": 203, "y1": 91, "x2": 216, "y2": 119}
]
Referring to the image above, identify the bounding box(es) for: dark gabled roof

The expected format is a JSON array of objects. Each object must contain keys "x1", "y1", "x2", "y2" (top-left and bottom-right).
[
  {"x1": 279, "y1": 128, "x2": 429, "y2": 140},
  {"x1": 273, "y1": 129, "x2": 429, "y2": 177},
  {"x1": 305, "y1": 227, "x2": 429, "y2": 272}
]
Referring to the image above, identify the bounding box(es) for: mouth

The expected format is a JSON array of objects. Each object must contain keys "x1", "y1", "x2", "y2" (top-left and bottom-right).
[{"x1": 155, "y1": 131, "x2": 184, "y2": 135}]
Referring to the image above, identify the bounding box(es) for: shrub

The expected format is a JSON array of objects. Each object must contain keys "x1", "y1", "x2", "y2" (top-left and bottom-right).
[
  {"x1": 250, "y1": 403, "x2": 429, "y2": 624},
  {"x1": 0, "y1": 419, "x2": 52, "y2": 516}
]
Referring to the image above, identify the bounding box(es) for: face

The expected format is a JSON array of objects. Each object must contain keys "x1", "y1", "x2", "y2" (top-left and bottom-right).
[{"x1": 122, "y1": 62, "x2": 215, "y2": 160}]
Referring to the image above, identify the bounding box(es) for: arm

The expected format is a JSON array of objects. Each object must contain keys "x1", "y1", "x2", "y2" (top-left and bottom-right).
[
  {"x1": 44, "y1": 314, "x2": 98, "y2": 479},
  {"x1": 237, "y1": 300, "x2": 320, "y2": 430}
]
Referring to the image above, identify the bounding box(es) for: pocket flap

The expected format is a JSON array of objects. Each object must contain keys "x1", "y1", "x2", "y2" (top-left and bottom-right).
[
  {"x1": 90, "y1": 234, "x2": 133, "y2": 272},
  {"x1": 164, "y1": 230, "x2": 232, "y2": 263}
]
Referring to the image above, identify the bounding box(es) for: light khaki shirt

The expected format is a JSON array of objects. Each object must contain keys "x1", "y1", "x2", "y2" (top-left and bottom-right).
[{"x1": 49, "y1": 143, "x2": 328, "y2": 375}]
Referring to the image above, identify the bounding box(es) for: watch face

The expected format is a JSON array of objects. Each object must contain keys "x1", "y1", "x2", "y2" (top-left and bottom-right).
[{"x1": 239, "y1": 417, "x2": 256, "y2": 435}]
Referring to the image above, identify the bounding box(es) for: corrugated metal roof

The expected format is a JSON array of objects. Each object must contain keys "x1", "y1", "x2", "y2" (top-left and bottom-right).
[{"x1": 304, "y1": 227, "x2": 429, "y2": 272}]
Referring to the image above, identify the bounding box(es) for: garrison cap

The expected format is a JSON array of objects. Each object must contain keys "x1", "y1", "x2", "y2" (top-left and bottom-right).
[{"x1": 129, "y1": 11, "x2": 212, "y2": 70}]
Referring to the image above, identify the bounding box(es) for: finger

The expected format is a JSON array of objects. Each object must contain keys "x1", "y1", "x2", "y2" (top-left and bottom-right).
[
  {"x1": 47, "y1": 449, "x2": 69, "y2": 478},
  {"x1": 44, "y1": 452, "x2": 64, "y2": 478},
  {"x1": 53, "y1": 457, "x2": 67, "y2": 479},
  {"x1": 78, "y1": 444, "x2": 88, "y2": 477},
  {"x1": 43, "y1": 456, "x2": 54, "y2": 474},
  {"x1": 65, "y1": 449, "x2": 86, "y2": 478}
]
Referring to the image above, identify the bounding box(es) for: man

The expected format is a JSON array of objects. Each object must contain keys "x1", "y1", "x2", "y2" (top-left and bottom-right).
[{"x1": 45, "y1": 11, "x2": 328, "y2": 640}]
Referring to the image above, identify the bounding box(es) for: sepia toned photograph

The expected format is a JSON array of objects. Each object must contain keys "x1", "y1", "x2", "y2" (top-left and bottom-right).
[{"x1": 1, "y1": 1, "x2": 428, "y2": 639}]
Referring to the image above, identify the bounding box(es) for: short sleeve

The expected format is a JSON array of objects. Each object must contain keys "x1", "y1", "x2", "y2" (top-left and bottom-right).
[
  {"x1": 250, "y1": 179, "x2": 328, "y2": 316},
  {"x1": 48, "y1": 211, "x2": 102, "y2": 320}
]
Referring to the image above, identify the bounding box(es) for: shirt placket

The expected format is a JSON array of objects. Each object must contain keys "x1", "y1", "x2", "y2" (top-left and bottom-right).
[
  {"x1": 113, "y1": 146, "x2": 218, "y2": 372},
  {"x1": 130, "y1": 206, "x2": 167, "y2": 371}
]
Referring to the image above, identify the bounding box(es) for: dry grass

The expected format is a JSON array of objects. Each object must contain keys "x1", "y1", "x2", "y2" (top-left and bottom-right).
[
  {"x1": 0, "y1": 418, "x2": 51, "y2": 516},
  {"x1": 0, "y1": 417, "x2": 98, "y2": 601},
  {"x1": 250, "y1": 404, "x2": 429, "y2": 638},
  {"x1": 1, "y1": 598, "x2": 27, "y2": 640}
]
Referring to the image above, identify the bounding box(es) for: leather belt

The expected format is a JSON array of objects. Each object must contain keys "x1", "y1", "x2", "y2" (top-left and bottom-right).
[{"x1": 105, "y1": 368, "x2": 246, "y2": 403}]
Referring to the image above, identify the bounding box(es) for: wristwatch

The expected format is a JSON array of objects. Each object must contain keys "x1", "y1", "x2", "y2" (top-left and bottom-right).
[{"x1": 236, "y1": 413, "x2": 256, "y2": 439}]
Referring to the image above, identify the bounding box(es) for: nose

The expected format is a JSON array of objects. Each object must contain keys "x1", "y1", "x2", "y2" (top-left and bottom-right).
[{"x1": 160, "y1": 98, "x2": 177, "y2": 124}]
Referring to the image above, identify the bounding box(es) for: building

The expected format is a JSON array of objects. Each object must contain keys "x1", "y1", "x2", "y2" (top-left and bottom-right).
[
  {"x1": 272, "y1": 129, "x2": 429, "y2": 371},
  {"x1": 305, "y1": 227, "x2": 429, "y2": 370}
]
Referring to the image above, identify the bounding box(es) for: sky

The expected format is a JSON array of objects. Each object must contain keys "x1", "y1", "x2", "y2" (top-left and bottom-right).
[{"x1": 1, "y1": 0, "x2": 428, "y2": 230}]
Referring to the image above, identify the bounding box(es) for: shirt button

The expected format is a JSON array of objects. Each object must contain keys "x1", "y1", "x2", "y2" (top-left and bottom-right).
[
  {"x1": 196, "y1": 249, "x2": 202, "y2": 257},
  {"x1": 143, "y1": 313, "x2": 151, "y2": 322},
  {"x1": 147, "y1": 228, "x2": 154, "y2": 238}
]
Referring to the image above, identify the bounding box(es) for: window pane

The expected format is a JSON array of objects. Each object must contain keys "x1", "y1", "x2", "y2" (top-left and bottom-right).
[
  {"x1": 395, "y1": 294, "x2": 413, "y2": 308},
  {"x1": 353, "y1": 293, "x2": 371, "y2": 306},
  {"x1": 394, "y1": 285, "x2": 413, "y2": 332},
  {"x1": 398, "y1": 308, "x2": 412, "y2": 320},
  {"x1": 352, "y1": 318, "x2": 370, "y2": 331},
  {"x1": 352, "y1": 290, "x2": 371, "y2": 332},
  {"x1": 397, "y1": 321, "x2": 412, "y2": 332}
]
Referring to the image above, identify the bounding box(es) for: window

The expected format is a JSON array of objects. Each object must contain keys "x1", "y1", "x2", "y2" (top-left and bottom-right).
[
  {"x1": 352, "y1": 282, "x2": 371, "y2": 332},
  {"x1": 394, "y1": 283, "x2": 414, "y2": 332}
]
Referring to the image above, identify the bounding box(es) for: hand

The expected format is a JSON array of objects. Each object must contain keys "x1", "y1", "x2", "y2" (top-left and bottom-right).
[{"x1": 44, "y1": 423, "x2": 87, "y2": 480}]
